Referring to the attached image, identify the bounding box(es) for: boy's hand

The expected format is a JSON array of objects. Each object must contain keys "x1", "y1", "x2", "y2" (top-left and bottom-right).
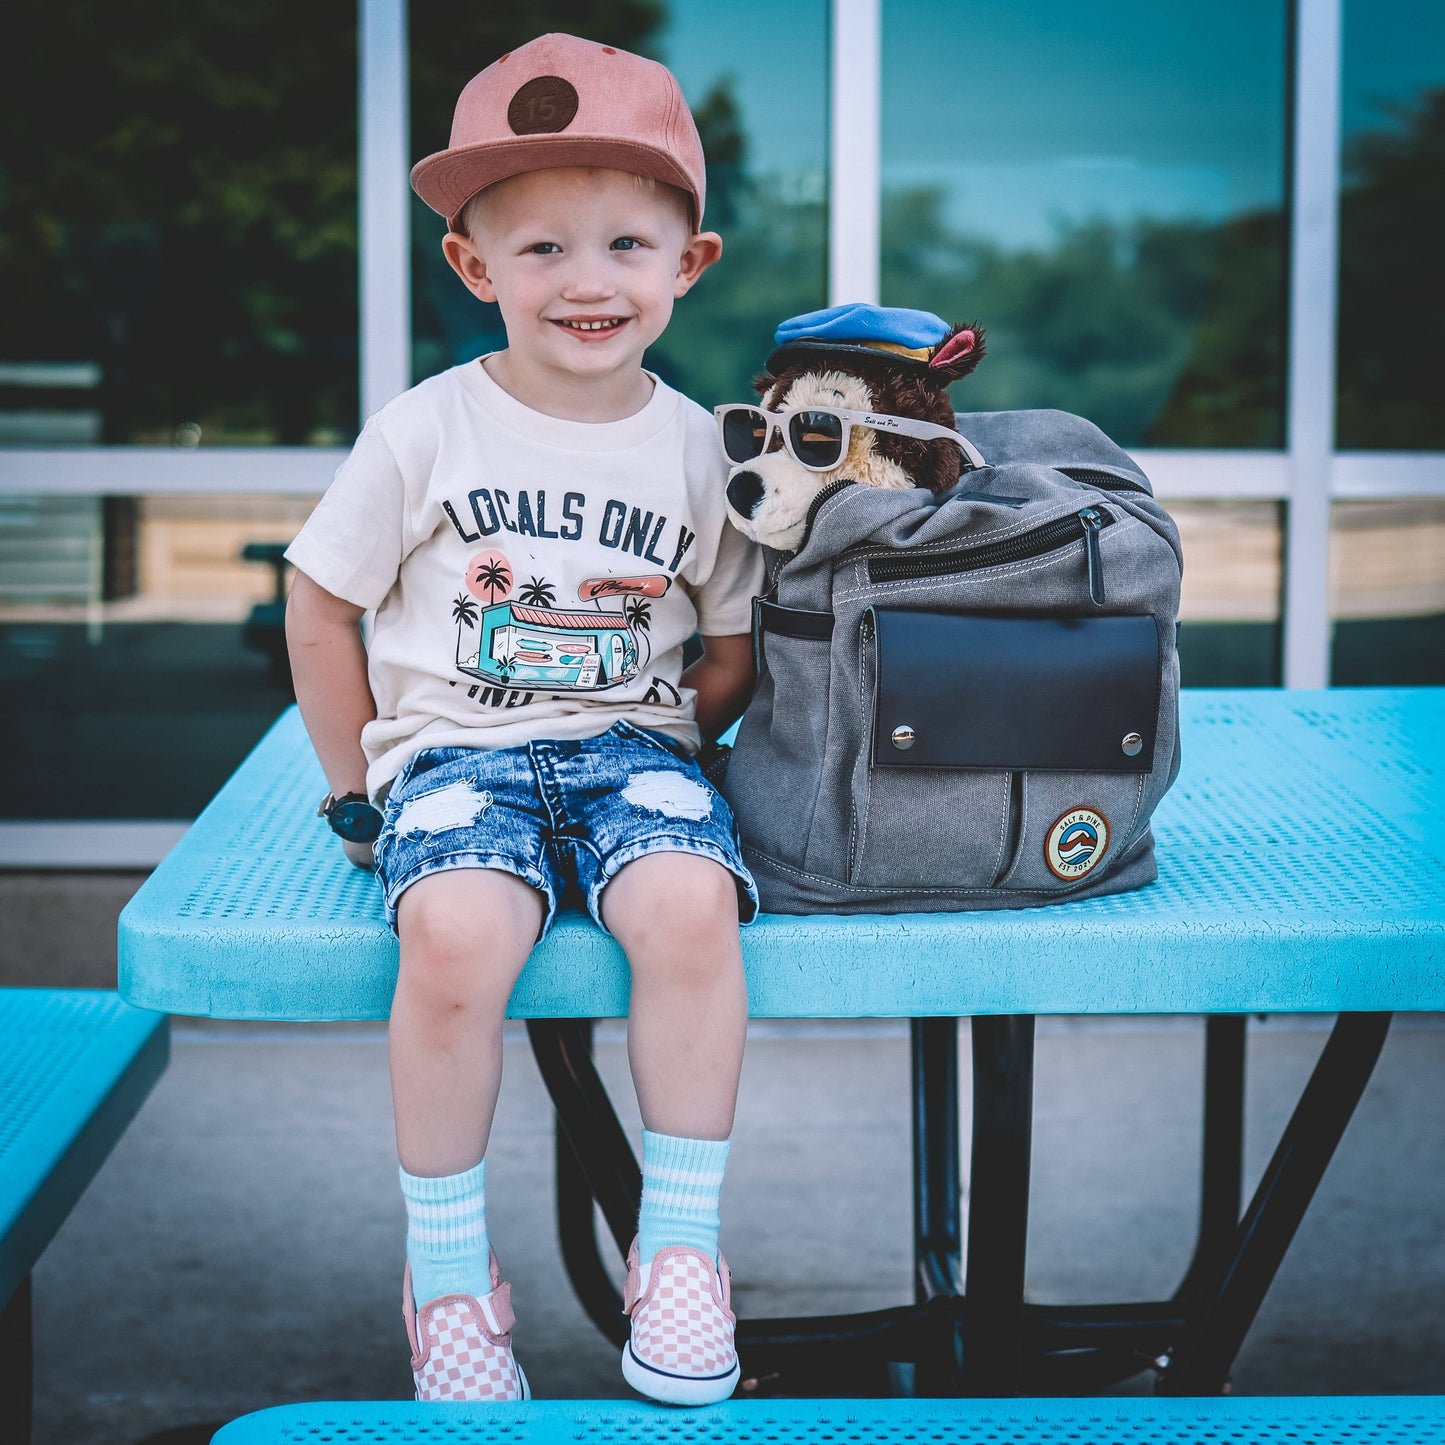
[{"x1": 342, "y1": 838, "x2": 376, "y2": 870}]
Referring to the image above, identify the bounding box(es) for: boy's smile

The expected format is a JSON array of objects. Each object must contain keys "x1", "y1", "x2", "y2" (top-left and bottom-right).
[{"x1": 443, "y1": 167, "x2": 722, "y2": 422}]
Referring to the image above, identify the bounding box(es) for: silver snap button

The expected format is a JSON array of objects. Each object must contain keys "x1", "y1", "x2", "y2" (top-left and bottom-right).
[
  {"x1": 1122, "y1": 732, "x2": 1143, "y2": 757},
  {"x1": 891, "y1": 725, "x2": 916, "y2": 751}
]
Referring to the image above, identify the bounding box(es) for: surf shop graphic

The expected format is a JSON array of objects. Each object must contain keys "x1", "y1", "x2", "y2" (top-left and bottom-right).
[
  {"x1": 1044, "y1": 807, "x2": 1110, "y2": 881},
  {"x1": 453, "y1": 553, "x2": 669, "y2": 691}
]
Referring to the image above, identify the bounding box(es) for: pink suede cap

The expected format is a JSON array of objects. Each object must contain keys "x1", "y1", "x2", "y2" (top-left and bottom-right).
[{"x1": 410, "y1": 33, "x2": 707, "y2": 232}]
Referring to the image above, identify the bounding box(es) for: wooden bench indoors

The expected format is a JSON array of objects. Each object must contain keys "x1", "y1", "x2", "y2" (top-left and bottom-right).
[{"x1": 117, "y1": 687, "x2": 1443, "y2": 1442}]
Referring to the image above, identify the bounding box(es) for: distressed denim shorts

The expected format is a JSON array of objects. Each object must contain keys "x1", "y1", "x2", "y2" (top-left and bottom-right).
[{"x1": 373, "y1": 720, "x2": 759, "y2": 939}]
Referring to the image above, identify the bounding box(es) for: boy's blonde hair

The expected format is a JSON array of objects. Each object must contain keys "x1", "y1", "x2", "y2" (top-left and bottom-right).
[{"x1": 457, "y1": 172, "x2": 693, "y2": 241}]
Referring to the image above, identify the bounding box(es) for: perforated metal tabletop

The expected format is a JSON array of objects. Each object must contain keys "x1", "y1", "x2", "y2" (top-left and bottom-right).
[
  {"x1": 118, "y1": 689, "x2": 1444, "y2": 1021},
  {"x1": 0, "y1": 989, "x2": 169, "y2": 1306},
  {"x1": 210, "y1": 1395, "x2": 1445, "y2": 1444}
]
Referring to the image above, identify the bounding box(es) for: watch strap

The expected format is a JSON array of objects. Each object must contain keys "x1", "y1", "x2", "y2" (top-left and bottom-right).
[{"x1": 318, "y1": 790, "x2": 369, "y2": 819}]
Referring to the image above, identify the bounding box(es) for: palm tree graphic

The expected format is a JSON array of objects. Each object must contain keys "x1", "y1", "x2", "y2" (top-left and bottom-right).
[
  {"x1": 472, "y1": 558, "x2": 512, "y2": 603},
  {"x1": 451, "y1": 594, "x2": 479, "y2": 628},
  {"x1": 517, "y1": 576, "x2": 557, "y2": 607},
  {"x1": 622, "y1": 595, "x2": 653, "y2": 671},
  {"x1": 623, "y1": 596, "x2": 653, "y2": 635}
]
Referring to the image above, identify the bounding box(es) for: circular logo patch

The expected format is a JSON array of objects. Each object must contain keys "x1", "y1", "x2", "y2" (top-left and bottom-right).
[
  {"x1": 1045, "y1": 807, "x2": 1110, "y2": 881},
  {"x1": 507, "y1": 76, "x2": 579, "y2": 135}
]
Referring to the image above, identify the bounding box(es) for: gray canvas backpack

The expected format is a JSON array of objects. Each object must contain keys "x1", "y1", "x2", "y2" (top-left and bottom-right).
[{"x1": 720, "y1": 408, "x2": 1183, "y2": 914}]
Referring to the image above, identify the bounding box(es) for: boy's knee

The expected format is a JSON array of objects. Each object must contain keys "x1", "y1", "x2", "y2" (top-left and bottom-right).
[
  {"x1": 605, "y1": 853, "x2": 743, "y2": 968},
  {"x1": 396, "y1": 871, "x2": 541, "y2": 1004}
]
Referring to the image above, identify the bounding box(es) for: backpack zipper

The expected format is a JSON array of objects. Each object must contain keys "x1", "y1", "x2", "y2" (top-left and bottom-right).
[
  {"x1": 791, "y1": 479, "x2": 855, "y2": 558},
  {"x1": 866, "y1": 505, "x2": 1114, "y2": 606},
  {"x1": 1056, "y1": 466, "x2": 1150, "y2": 495}
]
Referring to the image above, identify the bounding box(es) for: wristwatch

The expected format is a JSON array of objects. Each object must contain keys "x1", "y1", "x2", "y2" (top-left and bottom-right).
[{"x1": 318, "y1": 790, "x2": 384, "y2": 844}]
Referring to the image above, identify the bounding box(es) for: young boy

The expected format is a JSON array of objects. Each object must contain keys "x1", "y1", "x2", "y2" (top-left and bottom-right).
[{"x1": 284, "y1": 34, "x2": 763, "y2": 1407}]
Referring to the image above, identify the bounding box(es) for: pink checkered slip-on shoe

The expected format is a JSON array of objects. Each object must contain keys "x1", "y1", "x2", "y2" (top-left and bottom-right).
[
  {"x1": 403, "y1": 1255, "x2": 530, "y2": 1402},
  {"x1": 621, "y1": 1239, "x2": 741, "y2": 1406}
]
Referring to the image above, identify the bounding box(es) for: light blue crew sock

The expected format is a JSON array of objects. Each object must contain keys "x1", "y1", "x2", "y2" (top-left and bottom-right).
[
  {"x1": 637, "y1": 1129, "x2": 731, "y2": 1266},
  {"x1": 399, "y1": 1158, "x2": 491, "y2": 1308}
]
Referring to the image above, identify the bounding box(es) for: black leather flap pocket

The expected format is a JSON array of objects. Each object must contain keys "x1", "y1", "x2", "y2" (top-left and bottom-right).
[{"x1": 869, "y1": 609, "x2": 1160, "y2": 772}]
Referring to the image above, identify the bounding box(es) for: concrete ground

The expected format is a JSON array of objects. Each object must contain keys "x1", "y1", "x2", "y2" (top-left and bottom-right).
[{"x1": 29, "y1": 1013, "x2": 1445, "y2": 1444}]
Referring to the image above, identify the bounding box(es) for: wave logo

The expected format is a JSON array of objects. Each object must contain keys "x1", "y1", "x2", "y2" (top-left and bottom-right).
[{"x1": 1045, "y1": 808, "x2": 1110, "y2": 881}]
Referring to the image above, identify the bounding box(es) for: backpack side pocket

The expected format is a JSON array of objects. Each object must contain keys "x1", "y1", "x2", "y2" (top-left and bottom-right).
[{"x1": 848, "y1": 609, "x2": 1014, "y2": 890}]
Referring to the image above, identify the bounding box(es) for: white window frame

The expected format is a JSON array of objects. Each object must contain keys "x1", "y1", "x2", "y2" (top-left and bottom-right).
[{"x1": 2, "y1": 0, "x2": 1441, "y2": 865}]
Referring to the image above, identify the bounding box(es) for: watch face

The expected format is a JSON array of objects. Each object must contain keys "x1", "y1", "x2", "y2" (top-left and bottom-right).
[{"x1": 331, "y1": 800, "x2": 383, "y2": 844}]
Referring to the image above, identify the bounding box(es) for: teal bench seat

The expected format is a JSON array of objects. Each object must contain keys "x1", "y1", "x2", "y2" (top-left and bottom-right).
[
  {"x1": 118, "y1": 689, "x2": 1444, "y2": 1401},
  {"x1": 213, "y1": 1395, "x2": 1445, "y2": 1444},
  {"x1": 0, "y1": 988, "x2": 170, "y2": 1444}
]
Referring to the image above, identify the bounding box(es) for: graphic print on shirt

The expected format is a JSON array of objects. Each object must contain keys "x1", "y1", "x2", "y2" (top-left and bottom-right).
[{"x1": 452, "y1": 548, "x2": 670, "y2": 693}]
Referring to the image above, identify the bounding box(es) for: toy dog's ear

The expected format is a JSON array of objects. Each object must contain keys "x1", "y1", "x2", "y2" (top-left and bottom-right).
[
  {"x1": 928, "y1": 323, "x2": 986, "y2": 383},
  {"x1": 751, "y1": 369, "x2": 775, "y2": 400}
]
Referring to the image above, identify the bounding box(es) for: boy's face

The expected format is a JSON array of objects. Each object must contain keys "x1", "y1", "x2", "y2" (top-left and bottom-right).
[{"x1": 443, "y1": 167, "x2": 721, "y2": 400}]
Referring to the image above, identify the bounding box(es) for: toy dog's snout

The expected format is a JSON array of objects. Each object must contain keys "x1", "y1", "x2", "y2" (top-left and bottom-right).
[{"x1": 726, "y1": 469, "x2": 766, "y2": 519}]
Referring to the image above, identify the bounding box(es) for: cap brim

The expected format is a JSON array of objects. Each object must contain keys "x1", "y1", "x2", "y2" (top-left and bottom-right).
[
  {"x1": 411, "y1": 135, "x2": 702, "y2": 229},
  {"x1": 764, "y1": 339, "x2": 935, "y2": 377}
]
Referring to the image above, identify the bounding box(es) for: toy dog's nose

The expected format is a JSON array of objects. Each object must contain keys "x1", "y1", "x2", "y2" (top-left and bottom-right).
[{"x1": 726, "y1": 470, "x2": 766, "y2": 518}]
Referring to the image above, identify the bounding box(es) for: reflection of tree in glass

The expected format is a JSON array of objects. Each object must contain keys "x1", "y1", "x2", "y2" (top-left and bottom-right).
[
  {"x1": 875, "y1": 87, "x2": 1440, "y2": 452},
  {"x1": 879, "y1": 187, "x2": 1286, "y2": 449},
  {"x1": 690, "y1": 80, "x2": 747, "y2": 230},
  {"x1": 1337, "y1": 87, "x2": 1445, "y2": 449},
  {"x1": 647, "y1": 75, "x2": 828, "y2": 408},
  {"x1": 5, "y1": 0, "x2": 360, "y2": 444}
]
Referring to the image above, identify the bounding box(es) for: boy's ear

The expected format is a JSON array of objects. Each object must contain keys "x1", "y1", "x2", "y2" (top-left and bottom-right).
[
  {"x1": 674, "y1": 231, "x2": 723, "y2": 298},
  {"x1": 441, "y1": 231, "x2": 497, "y2": 304}
]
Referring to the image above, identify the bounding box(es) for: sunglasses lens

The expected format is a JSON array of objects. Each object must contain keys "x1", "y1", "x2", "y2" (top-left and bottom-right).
[
  {"x1": 722, "y1": 408, "x2": 769, "y2": 462},
  {"x1": 789, "y1": 411, "x2": 844, "y2": 469}
]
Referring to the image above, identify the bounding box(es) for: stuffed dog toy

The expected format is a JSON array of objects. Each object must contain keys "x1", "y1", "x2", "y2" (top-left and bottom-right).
[{"x1": 718, "y1": 303, "x2": 986, "y2": 552}]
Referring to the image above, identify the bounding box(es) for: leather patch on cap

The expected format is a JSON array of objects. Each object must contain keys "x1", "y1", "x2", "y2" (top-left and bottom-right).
[{"x1": 508, "y1": 77, "x2": 579, "y2": 135}]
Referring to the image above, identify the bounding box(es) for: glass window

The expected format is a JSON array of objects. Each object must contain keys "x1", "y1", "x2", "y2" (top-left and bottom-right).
[
  {"x1": 1337, "y1": 0, "x2": 1445, "y2": 449},
  {"x1": 1173, "y1": 501, "x2": 1283, "y2": 686},
  {"x1": 0, "y1": 494, "x2": 308, "y2": 819},
  {"x1": 409, "y1": 1, "x2": 828, "y2": 407},
  {"x1": 1, "y1": 1, "x2": 358, "y2": 447},
  {"x1": 1330, "y1": 500, "x2": 1445, "y2": 684},
  {"x1": 881, "y1": 0, "x2": 1289, "y2": 448}
]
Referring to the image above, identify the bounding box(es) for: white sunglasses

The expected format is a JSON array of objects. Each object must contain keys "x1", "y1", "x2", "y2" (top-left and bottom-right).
[{"x1": 714, "y1": 403, "x2": 986, "y2": 473}]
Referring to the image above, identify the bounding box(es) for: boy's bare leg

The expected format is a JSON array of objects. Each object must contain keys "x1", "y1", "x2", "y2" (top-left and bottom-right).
[
  {"x1": 602, "y1": 852, "x2": 748, "y2": 1139},
  {"x1": 389, "y1": 868, "x2": 545, "y2": 1176}
]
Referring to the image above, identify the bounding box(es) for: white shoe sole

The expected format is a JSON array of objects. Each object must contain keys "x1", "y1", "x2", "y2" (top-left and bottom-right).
[{"x1": 622, "y1": 1341, "x2": 740, "y2": 1406}]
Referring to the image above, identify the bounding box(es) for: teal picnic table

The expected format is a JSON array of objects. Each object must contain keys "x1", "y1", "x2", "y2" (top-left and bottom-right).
[{"x1": 119, "y1": 688, "x2": 1443, "y2": 1401}]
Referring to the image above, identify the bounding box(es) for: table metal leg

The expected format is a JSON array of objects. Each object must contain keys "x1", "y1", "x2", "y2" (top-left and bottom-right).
[
  {"x1": 1, "y1": 1275, "x2": 33, "y2": 1445},
  {"x1": 528, "y1": 1017, "x2": 922, "y2": 1395},
  {"x1": 911, "y1": 1017, "x2": 962, "y2": 1302},
  {"x1": 1020, "y1": 1016, "x2": 1247, "y2": 1392},
  {"x1": 528, "y1": 1010, "x2": 1388, "y2": 1401},
  {"x1": 1159, "y1": 1011, "x2": 1392, "y2": 1395},
  {"x1": 527, "y1": 1018, "x2": 638, "y2": 1345},
  {"x1": 961, "y1": 1015, "x2": 1035, "y2": 1396},
  {"x1": 1178, "y1": 1015, "x2": 1247, "y2": 1299}
]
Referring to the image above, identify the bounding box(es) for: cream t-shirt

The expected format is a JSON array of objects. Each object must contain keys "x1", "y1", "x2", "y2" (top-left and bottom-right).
[{"x1": 285, "y1": 359, "x2": 763, "y2": 800}]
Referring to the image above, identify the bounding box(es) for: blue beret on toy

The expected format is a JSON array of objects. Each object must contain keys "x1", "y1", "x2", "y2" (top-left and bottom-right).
[{"x1": 766, "y1": 302, "x2": 983, "y2": 378}]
